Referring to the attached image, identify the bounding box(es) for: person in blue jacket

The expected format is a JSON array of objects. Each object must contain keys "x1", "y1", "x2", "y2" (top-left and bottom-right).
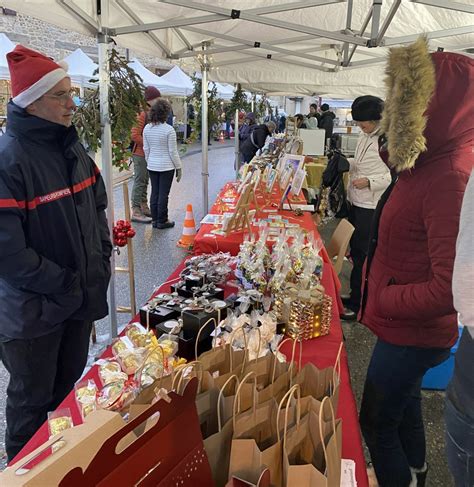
[{"x1": 0, "y1": 45, "x2": 112, "y2": 461}]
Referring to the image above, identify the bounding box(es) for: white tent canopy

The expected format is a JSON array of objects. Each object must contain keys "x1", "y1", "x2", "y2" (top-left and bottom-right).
[
  {"x1": 5, "y1": 0, "x2": 472, "y2": 97},
  {"x1": 212, "y1": 82, "x2": 234, "y2": 100},
  {"x1": 62, "y1": 48, "x2": 98, "y2": 88},
  {"x1": 0, "y1": 33, "x2": 16, "y2": 80},
  {"x1": 159, "y1": 65, "x2": 193, "y2": 96}
]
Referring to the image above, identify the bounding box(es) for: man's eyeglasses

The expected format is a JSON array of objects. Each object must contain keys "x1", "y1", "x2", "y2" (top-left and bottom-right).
[{"x1": 42, "y1": 89, "x2": 76, "y2": 106}]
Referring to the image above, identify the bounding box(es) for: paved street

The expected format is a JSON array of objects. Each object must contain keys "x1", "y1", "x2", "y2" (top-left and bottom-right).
[{"x1": 0, "y1": 141, "x2": 453, "y2": 486}]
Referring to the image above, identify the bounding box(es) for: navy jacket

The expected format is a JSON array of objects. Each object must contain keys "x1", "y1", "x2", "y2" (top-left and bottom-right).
[
  {"x1": 0, "y1": 102, "x2": 112, "y2": 339},
  {"x1": 240, "y1": 124, "x2": 270, "y2": 161}
]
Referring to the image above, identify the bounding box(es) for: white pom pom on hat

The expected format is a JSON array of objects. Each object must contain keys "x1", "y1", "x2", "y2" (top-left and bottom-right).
[{"x1": 7, "y1": 45, "x2": 69, "y2": 108}]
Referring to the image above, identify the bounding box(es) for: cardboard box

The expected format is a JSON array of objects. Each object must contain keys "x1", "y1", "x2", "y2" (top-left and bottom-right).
[{"x1": 0, "y1": 410, "x2": 128, "y2": 486}]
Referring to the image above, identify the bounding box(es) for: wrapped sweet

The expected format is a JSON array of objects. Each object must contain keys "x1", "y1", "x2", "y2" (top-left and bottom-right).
[
  {"x1": 99, "y1": 360, "x2": 128, "y2": 386},
  {"x1": 111, "y1": 338, "x2": 128, "y2": 357},
  {"x1": 117, "y1": 347, "x2": 148, "y2": 375},
  {"x1": 156, "y1": 335, "x2": 178, "y2": 358},
  {"x1": 74, "y1": 379, "x2": 98, "y2": 420},
  {"x1": 126, "y1": 323, "x2": 153, "y2": 348},
  {"x1": 48, "y1": 408, "x2": 73, "y2": 437},
  {"x1": 97, "y1": 379, "x2": 139, "y2": 412}
]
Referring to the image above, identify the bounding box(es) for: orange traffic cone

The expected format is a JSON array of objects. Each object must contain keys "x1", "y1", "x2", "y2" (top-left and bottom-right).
[{"x1": 177, "y1": 204, "x2": 197, "y2": 248}]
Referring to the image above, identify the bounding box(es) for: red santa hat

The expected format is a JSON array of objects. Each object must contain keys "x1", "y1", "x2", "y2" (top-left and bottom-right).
[{"x1": 7, "y1": 45, "x2": 69, "y2": 108}]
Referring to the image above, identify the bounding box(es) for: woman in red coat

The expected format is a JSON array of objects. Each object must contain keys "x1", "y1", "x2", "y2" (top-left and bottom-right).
[{"x1": 359, "y1": 39, "x2": 473, "y2": 487}]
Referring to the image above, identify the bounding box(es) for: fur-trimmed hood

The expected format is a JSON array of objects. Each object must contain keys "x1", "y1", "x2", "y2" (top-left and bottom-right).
[{"x1": 381, "y1": 37, "x2": 474, "y2": 173}]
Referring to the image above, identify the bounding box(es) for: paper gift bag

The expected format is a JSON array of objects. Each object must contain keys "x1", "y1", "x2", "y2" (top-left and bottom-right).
[
  {"x1": 229, "y1": 378, "x2": 302, "y2": 487},
  {"x1": 58, "y1": 378, "x2": 215, "y2": 487},
  {"x1": 226, "y1": 467, "x2": 271, "y2": 487},
  {"x1": 283, "y1": 397, "x2": 342, "y2": 487},
  {"x1": 199, "y1": 327, "x2": 247, "y2": 388},
  {"x1": 293, "y1": 342, "x2": 342, "y2": 414},
  {"x1": 204, "y1": 375, "x2": 240, "y2": 487},
  {"x1": 255, "y1": 338, "x2": 302, "y2": 405},
  {"x1": 172, "y1": 361, "x2": 221, "y2": 439}
]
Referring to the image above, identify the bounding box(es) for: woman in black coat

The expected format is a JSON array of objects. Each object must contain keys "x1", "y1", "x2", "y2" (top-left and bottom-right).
[{"x1": 240, "y1": 121, "x2": 276, "y2": 163}]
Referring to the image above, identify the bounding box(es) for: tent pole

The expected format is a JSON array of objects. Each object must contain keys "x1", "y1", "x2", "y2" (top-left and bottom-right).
[
  {"x1": 201, "y1": 41, "x2": 210, "y2": 215},
  {"x1": 183, "y1": 98, "x2": 188, "y2": 141},
  {"x1": 97, "y1": 0, "x2": 118, "y2": 340},
  {"x1": 234, "y1": 108, "x2": 240, "y2": 179}
]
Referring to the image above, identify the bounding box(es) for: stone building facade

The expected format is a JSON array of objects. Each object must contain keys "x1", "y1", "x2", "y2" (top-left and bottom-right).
[{"x1": 0, "y1": 7, "x2": 174, "y2": 69}]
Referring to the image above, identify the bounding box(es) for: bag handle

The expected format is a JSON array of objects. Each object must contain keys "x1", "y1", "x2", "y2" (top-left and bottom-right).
[
  {"x1": 277, "y1": 384, "x2": 301, "y2": 444},
  {"x1": 172, "y1": 360, "x2": 203, "y2": 395},
  {"x1": 271, "y1": 337, "x2": 302, "y2": 384},
  {"x1": 229, "y1": 326, "x2": 249, "y2": 374},
  {"x1": 194, "y1": 317, "x2": 218, "y2": 360},
  {"x1": 330, "y1": 342, "x2": 343, "y2": 396},
  {"x1": 318, "y1": 396, "x2": 337, "y2": 476},
  {"x1": 217, "y1": 374, "x2": 240, "y2": 431},
  {"x1": 232, "y1": 371, "x2": 257, "y2": 431}
]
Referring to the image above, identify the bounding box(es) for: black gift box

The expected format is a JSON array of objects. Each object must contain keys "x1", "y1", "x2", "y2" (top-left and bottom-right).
[
  {"x1": 139, "y1": 305, "x2": 179, "y2": 329},
  {"x1": 185, "y1": 274, "x2": 205, "y2": 291},
  {"x1": 170, "y1": 283, "x2": 195, "y2": 298},
  {"x1": 182, "y1": 309, "x2": 219, "y2": 340}
]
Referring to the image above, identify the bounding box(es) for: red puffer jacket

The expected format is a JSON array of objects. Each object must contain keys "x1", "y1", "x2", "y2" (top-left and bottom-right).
[{"x1": 360, "y1": 51, "x2": 473, "y2": 349}]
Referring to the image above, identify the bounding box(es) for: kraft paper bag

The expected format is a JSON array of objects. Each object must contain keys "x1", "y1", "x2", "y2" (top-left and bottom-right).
[
  {"x1": 204, "y1": 375, "x2": 241, "y2": 487},
  {"x1": 283, "y1": 398, "x2": 342, "y2": 487}
]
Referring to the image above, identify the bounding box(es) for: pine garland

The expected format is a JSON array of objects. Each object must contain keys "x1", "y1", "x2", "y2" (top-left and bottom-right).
[{"x1": 73, "y1": 49, "x2": 146, "y2": 171}]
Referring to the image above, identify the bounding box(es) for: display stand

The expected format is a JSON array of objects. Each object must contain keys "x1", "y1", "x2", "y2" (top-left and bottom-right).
[
  {"x1": 115, "y1": 181, "x2": 137, "y2": 316},
  {"x1": 225, "y1": 183, "x2": 253, "y2": 235}
]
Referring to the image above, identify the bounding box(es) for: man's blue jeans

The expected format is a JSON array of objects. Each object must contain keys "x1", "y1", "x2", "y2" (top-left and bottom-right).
[
  {"x1": 360, "y1": 339, "x2": 450, "y2": 487},
  {"x1": 445, "y1": 397, "x2": 474, "y2": 486}
]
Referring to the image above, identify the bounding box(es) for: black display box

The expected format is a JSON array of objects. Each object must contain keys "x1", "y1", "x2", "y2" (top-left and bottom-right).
[{"x1": 139, "y1": 305, "x2": 179, "y2": 329}]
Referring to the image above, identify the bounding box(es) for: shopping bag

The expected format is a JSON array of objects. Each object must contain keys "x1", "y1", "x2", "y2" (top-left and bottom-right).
[
  {"x1": 199, "y1": 326, "x2": 247, "y2": 388},
  {"x1": 255, "y1": 338, "x2": 302, "y2": 405},
  {"x1": 293, "y1": 342, "x2": 342, "y2": 414},
  {"x1": 58, "y1": 378, "x2": 215, "y2": 486},
  {"x1": 283, "y1": 397, "x2": 342, "y2": 487},
  {"x1": 226, "y1": 467, "x2": 271, "y2": 487},
  {"x1": 204, "y1": 375, "x2": 240, "y2": 487},
  {"x1": 229, "y1": 379, "x2": 302, "y2": 487},
  {"x1": 172, "y1": 360, "x2": 220, "y2": 439}
]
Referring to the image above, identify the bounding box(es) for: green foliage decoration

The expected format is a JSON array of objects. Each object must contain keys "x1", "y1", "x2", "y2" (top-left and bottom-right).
[
  {"x1": 73, "y1": 49, "x2": 146, "y2": 171},
  {"x1": 186, "y1": 74, "x2": 222, "y2": 143}
]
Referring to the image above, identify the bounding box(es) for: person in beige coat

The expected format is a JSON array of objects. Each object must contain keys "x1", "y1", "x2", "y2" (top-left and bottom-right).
[{"x1": 341, "y1": 96, "x2": 392, "y2": 320}]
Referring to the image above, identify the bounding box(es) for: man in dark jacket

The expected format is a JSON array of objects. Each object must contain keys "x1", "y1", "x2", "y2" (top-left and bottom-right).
[
  {"x1": 0, "y1": 45, "x2": 112, "y2": 461},
  {"x1": 317, "y1": 103, "x2": 336, "y2": 146},
  {"x1": 239, "y1": 121, "x2": 276, "y2": 163}
]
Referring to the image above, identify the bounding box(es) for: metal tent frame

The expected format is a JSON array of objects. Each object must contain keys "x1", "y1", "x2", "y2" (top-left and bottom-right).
[{"x1": 7, "y1": 0, "x2": 472, "y2": 339}]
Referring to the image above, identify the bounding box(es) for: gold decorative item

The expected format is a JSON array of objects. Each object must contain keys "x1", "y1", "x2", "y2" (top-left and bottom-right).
[{"x1": 286, "y1": 294, "x2": 332, "y2": 341}]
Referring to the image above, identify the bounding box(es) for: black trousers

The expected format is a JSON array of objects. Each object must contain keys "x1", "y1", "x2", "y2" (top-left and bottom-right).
[
  {"x1": 0, "y1": 320, "x2": 92, "y2": 461},
  {"x1": 347, "y1": 204, "x2": 375, "y2": 312},
  {"x1": 149, "y1": 169, "x2": 175, "y2": 224}
]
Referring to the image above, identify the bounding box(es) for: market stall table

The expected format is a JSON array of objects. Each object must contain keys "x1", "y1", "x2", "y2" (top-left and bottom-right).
[
  {"x1": 10, "y1": 178, "x2": 367, "y2": 486},
  {"x1": 11, "y1": 259, "x2": 368, "y2": 486}
]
